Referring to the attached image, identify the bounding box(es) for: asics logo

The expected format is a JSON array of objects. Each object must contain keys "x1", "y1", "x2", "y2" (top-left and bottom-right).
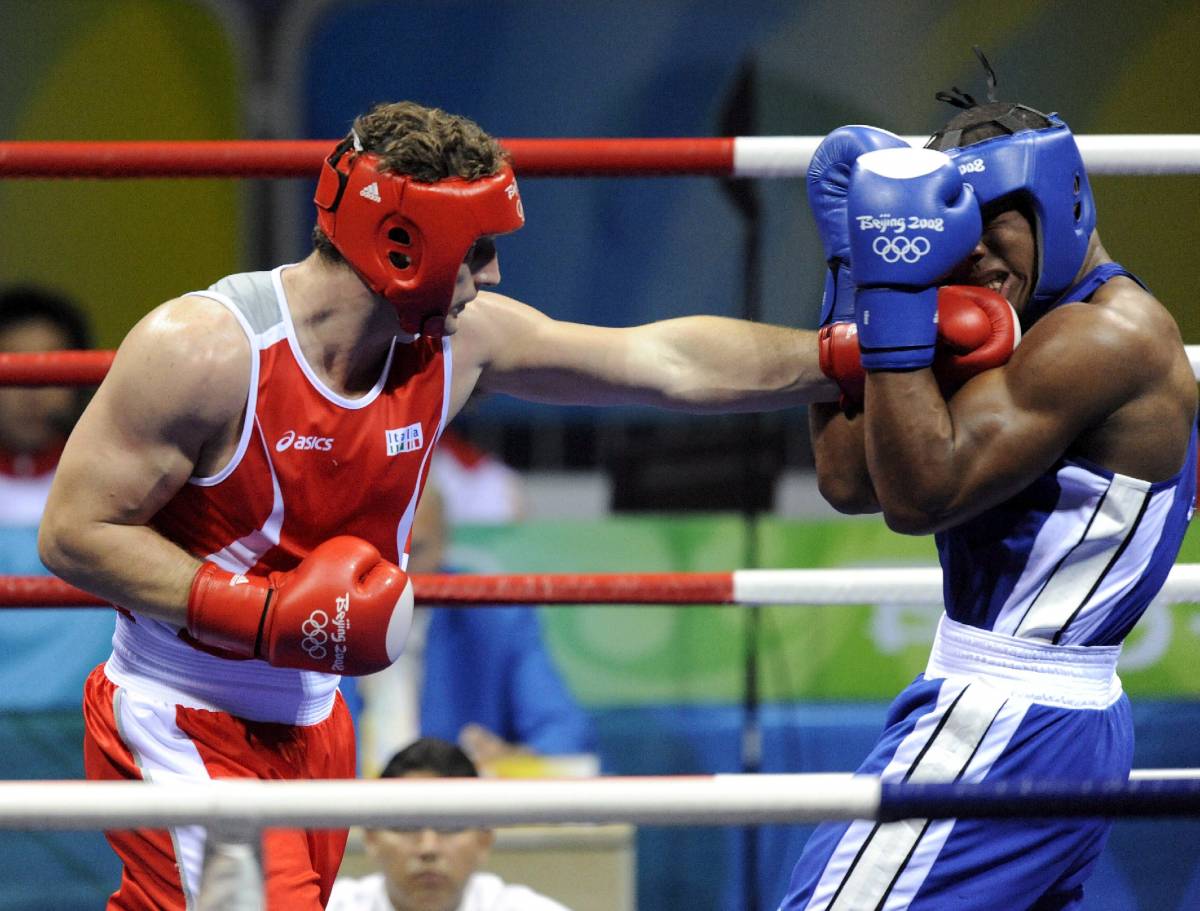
[
  {"x1": 872, "y1": 235, "x2": 931, "y2": 264},
  {"x1": 276, "y1": 430, "x2": 334, "y2": 452},
  {"x1": 300, "y1": 610, "x2": 330, "y2": 660}
]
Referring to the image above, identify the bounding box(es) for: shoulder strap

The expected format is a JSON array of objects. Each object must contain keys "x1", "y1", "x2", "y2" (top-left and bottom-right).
[{"x1": 1055, "y1": 262, "x2": 1149, "y2": 306}]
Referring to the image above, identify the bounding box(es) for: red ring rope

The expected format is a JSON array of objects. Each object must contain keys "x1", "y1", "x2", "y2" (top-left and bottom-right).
[
  {"x1": 0, "y1": 573, "x2": 735, "y2": 608},
  {"x1": 0, "y1": 139, "x2": 736, "y2": 178},
  {"x1": 0, "y1": 351, "x2": 113, "y2": 385}
]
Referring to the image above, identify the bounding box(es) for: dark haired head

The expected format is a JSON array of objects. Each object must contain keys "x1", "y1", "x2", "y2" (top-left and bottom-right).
[
  {"x1": 380, "y1": 737, "x2": 479, "y2": 779},
  {"x1": 925, "y1": 46, "x2": 1054, "y2": 152},
  {"x1": 921, "y1": 52, "x2": 1096, "y2": 309},
  {"x1": 927, "y1": 101, "x2": 1055, "y2": 152},
  {"x1": 0, "y1": 286, "x2": 92, "y2": 350}
]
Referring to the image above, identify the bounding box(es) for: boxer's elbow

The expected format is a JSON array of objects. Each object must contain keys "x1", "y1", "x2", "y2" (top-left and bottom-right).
[
  {"x1": 879, "y1": 505, "x2": 939, "y2": 536},
  {"x1": 814, "y1": 466, "x2": 880, "y2": 515},
  {"x1": 876, "y1": 487, "x2": 955, "y2": 535},
  {"x1": 37, "y1": 514, "x2": 72, "y2": 577},
  {"x1": 38, "y1": 508, "x2": 94, "y2": 582}
]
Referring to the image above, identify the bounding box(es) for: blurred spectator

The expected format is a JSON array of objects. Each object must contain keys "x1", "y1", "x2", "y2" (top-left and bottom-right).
[
  {"x1": 0, "y1": 285, "x2": 109, "y2": 710},
  {"x1": 327, "y1": 737, "x2": 572, "y2": 911},
  {"x1": 0, "y1": 285, "x2": 93, "y2": 525},
  {"x1": 342, "y1": 483, "x2": 594, "y2": 775},
  {"x1": 430, "y1": 428, "x2": 526, "y2": 524}
]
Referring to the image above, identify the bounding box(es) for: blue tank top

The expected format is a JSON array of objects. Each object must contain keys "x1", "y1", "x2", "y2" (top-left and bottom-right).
[{"x1": 935, "y1": 264, "x2": 1197, "y2": 646}]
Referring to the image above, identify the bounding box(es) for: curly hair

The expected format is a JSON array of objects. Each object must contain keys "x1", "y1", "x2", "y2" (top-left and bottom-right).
[{"x1": 312, "y1": 101, "x2": 508, "y2": 261}]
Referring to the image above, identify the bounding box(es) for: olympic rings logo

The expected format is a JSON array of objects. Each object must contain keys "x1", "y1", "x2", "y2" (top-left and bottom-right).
[
  {"x1": 301, "y1": 610, "x2": 330, "y2": 660},
  {"x1": 872, "y1": 235, "x2": 931, "y2": 264}
]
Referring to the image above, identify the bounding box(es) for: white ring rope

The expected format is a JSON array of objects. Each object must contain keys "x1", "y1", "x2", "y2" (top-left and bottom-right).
[
  {"x1": 0, "y1": 775, "x2": 875, "y2": 829},
  {"x1": 730, "y1": 563, "x2": 1200, "y2": 605},
  {"x1": 730, "y1": 135, "x2": 1200, "y2": 177},
  {"x1": 0, "y1": 770, "x2": 1194, "y2": 830}
]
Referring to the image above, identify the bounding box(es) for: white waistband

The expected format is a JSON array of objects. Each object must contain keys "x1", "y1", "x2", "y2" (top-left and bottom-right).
[
  {"x1": 107, "y1": 612, "x2": 338, "y2": 725},
  {"x1": 925, "y1": 614, "x2": 1123, "y2": 710}
]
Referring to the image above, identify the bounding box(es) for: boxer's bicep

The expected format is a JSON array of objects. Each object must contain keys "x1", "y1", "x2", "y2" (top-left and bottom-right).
[
  {"x1": 868, "y1": 306, "x2": 1149, "y2": 532},
  {"x1": 46, "y1": 296, "x2": 250, "y2": 528}
]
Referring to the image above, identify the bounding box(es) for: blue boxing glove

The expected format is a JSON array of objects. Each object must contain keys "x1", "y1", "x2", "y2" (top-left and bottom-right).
[
  {"x1": 847, "y1": 147, "x2": 981, "y2": 370},
  {"x1": 808, "y1": 125, "x2": 909, "y2": 325}
]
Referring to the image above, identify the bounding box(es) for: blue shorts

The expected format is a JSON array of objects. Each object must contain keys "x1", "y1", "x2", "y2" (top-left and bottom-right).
[{"x1": 779, "y1": 669, "x2": 1133, "y2": 911}]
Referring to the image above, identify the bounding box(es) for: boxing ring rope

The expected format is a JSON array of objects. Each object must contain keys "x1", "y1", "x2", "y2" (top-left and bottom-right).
[
  {"x1": 8, "y1": 563, "x2": 1200, "y2": 608},
  {"x1": 0, "y1": 136, "x2": 1198, "y2": 178},
  {"x1": 0, "y1": 773, "x2": 1198, "y2": 831},
  {"x1": 7, "y1": 344, "x2": 1200, "y2": 390}
]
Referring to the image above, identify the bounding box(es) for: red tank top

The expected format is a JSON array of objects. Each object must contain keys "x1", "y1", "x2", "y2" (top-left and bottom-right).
[
  {"x1": 106, "y1": 266, "x2": 449, "y2": 724},
  {"x1": 154, "y1": 266, "x2": 448, "y2": 572}
]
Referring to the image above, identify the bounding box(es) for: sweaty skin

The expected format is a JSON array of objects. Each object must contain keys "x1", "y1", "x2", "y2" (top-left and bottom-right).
[{"x1": 810, "y1": 214, "x2": 1196, "y2": 533}]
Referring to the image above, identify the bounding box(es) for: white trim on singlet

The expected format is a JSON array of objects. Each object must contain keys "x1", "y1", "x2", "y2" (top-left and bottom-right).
[
  {"x1": 1008, "y1": 471, "x2": 1154, "y2": 641},
  {"x1": 392, "y1": 335, "x2": 454, "y2": 571},
  {"x1": 202, "y1": 417, "x2": 286, "y2": 574},
  {"x1": 183, "y1": 290, "x2": 261, "y2": 487},
  {"x1": 272, "y1": 265, "x2": 402, "y2": 410}
]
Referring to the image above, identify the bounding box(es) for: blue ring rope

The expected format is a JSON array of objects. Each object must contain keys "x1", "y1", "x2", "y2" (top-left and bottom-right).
[{"x1": 879, "y1": 778, "x2": 1200, "y2": 821}]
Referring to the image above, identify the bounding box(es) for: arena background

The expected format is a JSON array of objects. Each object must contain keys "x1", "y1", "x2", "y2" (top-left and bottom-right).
[{"x1": 1, "y1": 1, "x2": 1198, "y2": 909}]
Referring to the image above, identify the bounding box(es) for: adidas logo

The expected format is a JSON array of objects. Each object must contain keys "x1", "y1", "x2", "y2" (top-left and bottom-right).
[
  {"x1": 359, "y1": 181, "x2": 381, "y2": 203},
  {"x1": 230, "y1": 574, "x2": 249, "y2": 586}
]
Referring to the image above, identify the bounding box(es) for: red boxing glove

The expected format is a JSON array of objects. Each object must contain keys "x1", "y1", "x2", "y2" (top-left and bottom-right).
[
  {"x1": 931, "y1": 285, "x2": 1022, "y2": 394},
  {"x1": 186, "y1": 536, "x2": 414, "y2": 676},
  {"x1": 818, "y1": 321, "x2": 866, "y2": 406},
  {"x1": 818, "y1": 285, "x2": 1020, "y2": 406}
]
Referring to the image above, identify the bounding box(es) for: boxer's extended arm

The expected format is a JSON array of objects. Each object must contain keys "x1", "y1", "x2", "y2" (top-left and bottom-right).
[
  {"x1": 451, "y1": 292, "x2": 838, "y2": 414},
  {"x1": 38, "y1": 296, "x2": 250, "y2": 624},
  {"x1": 864, "y1": 302, "x2": 1170, "y2": 534}
]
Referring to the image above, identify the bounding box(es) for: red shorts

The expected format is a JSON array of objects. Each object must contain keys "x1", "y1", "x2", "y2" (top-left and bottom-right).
[{"x1": 83, "y1": 664, "x2": 356, "y2": 910}]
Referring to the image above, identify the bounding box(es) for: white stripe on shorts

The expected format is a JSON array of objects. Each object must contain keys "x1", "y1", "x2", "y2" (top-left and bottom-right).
[
  {"x1": 804, "y1": 680, "x2": 1027, "y2": 911},
  {"x1": 113, "y1": 686, "x2": 212, "y2": 908}
]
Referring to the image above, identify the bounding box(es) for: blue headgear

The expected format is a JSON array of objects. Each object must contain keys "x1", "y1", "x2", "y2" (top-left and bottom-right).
[{"x1": 928, "y1": 105, "x2": 1095, "y2": 307}]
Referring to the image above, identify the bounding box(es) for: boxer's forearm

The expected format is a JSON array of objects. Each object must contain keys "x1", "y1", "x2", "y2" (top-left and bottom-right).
[
  {"x1": 863, "y1": 370, "x2": 959, "y2": 533},
  {"x1": 38, "y1": 517, "x2": 198, "y2": 625},
  {"x1": 624, "y1": 318, "x2": 841, "y2": 411},
  {"x1": 473, "y1": 294, "x2": 842, "y2": 410},
  {"x1": 809, "y1": 403, "x2": 879, "y2": 514}
]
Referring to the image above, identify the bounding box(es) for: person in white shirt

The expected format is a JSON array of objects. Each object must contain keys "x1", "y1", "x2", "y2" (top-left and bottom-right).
[
  {"x1": 328, "y1": 738, "x2": 572, "y2": 911},
  {"x1": 429, "y1": 428, "x2": 526, "y2": 526}
]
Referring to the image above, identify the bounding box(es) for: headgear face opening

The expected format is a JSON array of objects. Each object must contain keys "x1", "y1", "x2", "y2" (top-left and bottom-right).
[
  {"x1": 313, "y1": 136, "x2": 525, "y2": 337},
  {"x1": 928, "y1": 107, "x2": 1095, "y2": 307}
]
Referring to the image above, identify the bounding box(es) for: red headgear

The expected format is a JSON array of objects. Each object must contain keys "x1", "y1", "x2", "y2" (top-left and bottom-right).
[{"x1": 313, "y1": 133, "x2": 525, "y2": 336}]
